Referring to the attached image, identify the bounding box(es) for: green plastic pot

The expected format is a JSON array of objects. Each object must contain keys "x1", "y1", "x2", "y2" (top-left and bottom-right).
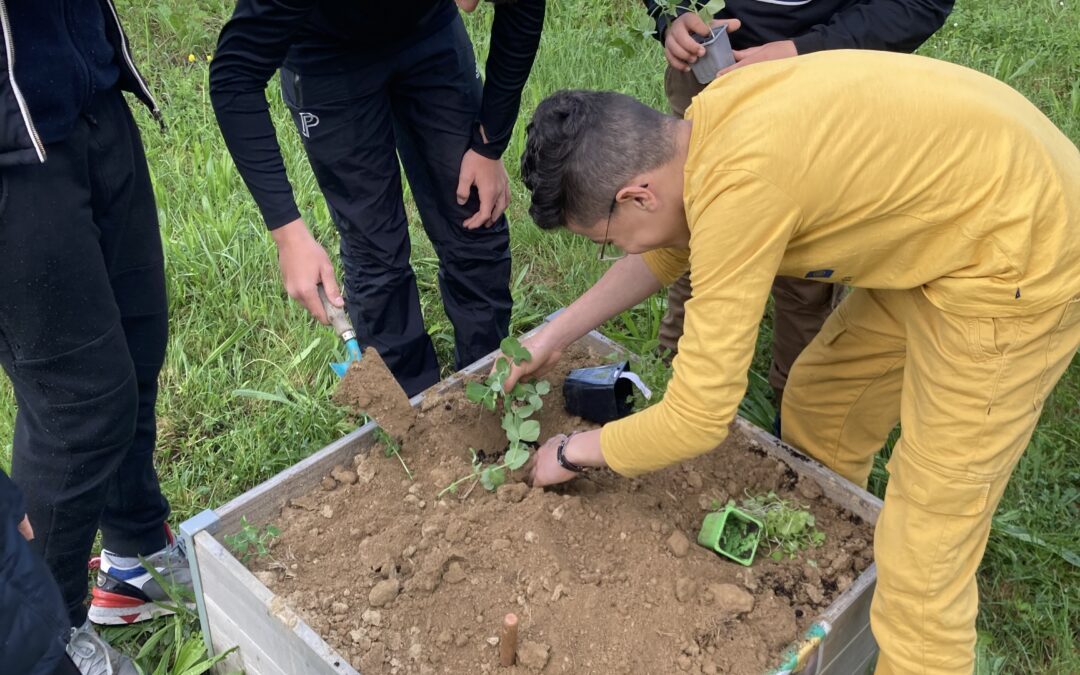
[{"x1": 697, "y1": 504, "x2": 764, "y2": 566}]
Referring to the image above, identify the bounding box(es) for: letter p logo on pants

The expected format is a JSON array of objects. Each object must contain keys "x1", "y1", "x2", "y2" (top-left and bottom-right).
[{"x1": 299, "y1": 112, "x2": 320, "y2": 138}]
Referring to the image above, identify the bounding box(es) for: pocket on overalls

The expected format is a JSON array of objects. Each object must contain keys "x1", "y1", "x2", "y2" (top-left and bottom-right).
[
  {"x1": 1033, "y1": 296, "x2": 1080, "y2": 409},
  {"x1": 885, "y1": 451, "x2": 991, "y2": 516}
]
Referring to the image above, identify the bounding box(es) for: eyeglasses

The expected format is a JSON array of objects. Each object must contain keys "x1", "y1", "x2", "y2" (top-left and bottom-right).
[{"x1": 597, "y1": 195, "x2": 625, "y2": 262}]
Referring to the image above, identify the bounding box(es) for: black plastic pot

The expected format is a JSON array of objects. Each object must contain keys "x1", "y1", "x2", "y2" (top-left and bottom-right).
[
  {"x1": 563, "y1": 361, "x2": 636, "y2": 424},
  {"x1": 690, "y1": 25, "x2": 735, "y2": 85}
]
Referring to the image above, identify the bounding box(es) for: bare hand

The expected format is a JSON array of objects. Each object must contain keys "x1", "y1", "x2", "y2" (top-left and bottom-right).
[
  {"x1": 457, "y1": 149, "x2": 511, "y2": 230},
  {"x1": 524, "y1": 434, "x2": 580, "y2": 488},
  {"x1": 456, "y1": 0, "x2": 480, "y2": 11},
  {"x1": 718, "y1": 39, "x2": 797, "y2": 76},
  {"x1": 18, "y1": 515, "x2": 33, "y2": 540},
  {"x1": 499, "y1": 331, "x2": 563, "y2": 393},
  {"x1": 271, "y1": 218, "x2": 343, "y2": 324},
  {"x1": 664, "y1": 14, "x2": 741, "y2": 72}
]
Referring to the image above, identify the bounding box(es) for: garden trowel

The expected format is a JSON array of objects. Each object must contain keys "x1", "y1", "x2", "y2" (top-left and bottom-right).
[
  {"x1": 318, "y1": 284, "x2": 416, "y2": 439},
  {"x1": 317, "y1": 283, "x2": 361, "y2": 378}
]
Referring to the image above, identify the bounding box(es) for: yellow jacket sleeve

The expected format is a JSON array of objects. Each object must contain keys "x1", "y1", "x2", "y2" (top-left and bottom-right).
[{"x1": 601, "y1": 170, "x2": 803, "y2": 476}]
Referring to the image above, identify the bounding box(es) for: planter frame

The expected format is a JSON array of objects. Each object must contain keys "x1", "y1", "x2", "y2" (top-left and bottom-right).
[{"x1": 180, "y1": 323, "x2": 882, "y2": 675}]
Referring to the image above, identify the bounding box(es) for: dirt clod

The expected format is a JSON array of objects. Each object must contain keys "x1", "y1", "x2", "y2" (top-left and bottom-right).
[
  {"x1": 667, "y1": 530, "x2": 691, "y2": 558},
  {"x1": 675, "y1": 577, "x2": 697, "y2": 603},
  {"x1": 710, "y1": 583, "x2": 755, "y2": 615},
  {"x1": 497, "y1": 482, "x2": 530, "y2": 504},
  {"x1": 517, "y1": 641, "x2": 550, "y2": 671},
  {"x1": 368, "y1": 579, "x2": 400, "y2": 608},
  {"x1": 331, "y1": 465, "x2": 359, "y2": 485},
  {"x1": 442, "y1": 562, "x2": 467, "y2": 585}
]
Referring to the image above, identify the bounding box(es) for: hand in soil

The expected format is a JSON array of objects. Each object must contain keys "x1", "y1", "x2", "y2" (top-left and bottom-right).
[{"x1": 525, "y1": 429, "x2": 605, "y2": 487}]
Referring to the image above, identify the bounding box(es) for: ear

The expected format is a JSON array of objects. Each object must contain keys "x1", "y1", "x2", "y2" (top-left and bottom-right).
[{"x1": 614, "y1": 183, "x2": 658, "y2": 212}]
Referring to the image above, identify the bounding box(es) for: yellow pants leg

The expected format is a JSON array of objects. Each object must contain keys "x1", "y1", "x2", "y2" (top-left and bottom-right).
[
  {"x1": 785, "y1": 289, "x2": 1080, "y2": 674},
  {"x1": 782, "y1": 288, "x2": 906, "y2": 488}
]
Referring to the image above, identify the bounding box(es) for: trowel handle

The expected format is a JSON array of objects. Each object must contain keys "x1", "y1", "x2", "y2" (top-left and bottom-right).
[{"x1": 317, "y1": 283, "x2": 355, "y2": 342}]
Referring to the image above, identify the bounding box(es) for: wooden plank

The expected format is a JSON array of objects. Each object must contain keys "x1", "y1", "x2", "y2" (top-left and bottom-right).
[{"x1": 196, "y1": 531, "x2": 358, "y2": 675}]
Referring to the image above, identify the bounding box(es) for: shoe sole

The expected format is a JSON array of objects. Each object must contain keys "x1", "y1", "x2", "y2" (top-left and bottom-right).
[{"x1": 88, "y1": 588, "x2": 193, "y2": 626}]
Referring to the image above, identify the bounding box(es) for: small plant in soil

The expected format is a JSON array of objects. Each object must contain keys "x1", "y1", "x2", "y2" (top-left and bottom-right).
[
  {"x1": 374, "y1": 426, "x2": 413, "y2": 480},
  {"x1": 224, "y1": 516, "x2": 280, "y2": 564},
  {"x1": 740, "y1": 491, "x2": 826, "y2": 560},
  {"x1": 439, "y1": 337, "x2": 550, "y2": 496}
]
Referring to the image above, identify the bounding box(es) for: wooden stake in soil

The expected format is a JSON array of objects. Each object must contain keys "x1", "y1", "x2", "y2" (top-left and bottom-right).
[{"x1": 500, "y1": 613, "x2": 518, "y2": 667}]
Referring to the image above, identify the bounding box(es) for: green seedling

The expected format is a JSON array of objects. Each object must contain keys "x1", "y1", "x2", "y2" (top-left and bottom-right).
[
  {"x1": 440, "y1": 337, "x2": 550, "y2": 497},
  {"x1": 699, "y1": 501, "x2": 763, "y2": 565},
  {"x1": 224, "y1": 516, "x2": 280, "y2": 564},
  {"x1": 612, "y1": 0, "x2": 727, "y2": 56},
  {"x1": 740, "y1": 491, "x2": 826, "y2": 560},
  {"x1": 374, "y1": 426, "x2": 413, "y2": 479}
]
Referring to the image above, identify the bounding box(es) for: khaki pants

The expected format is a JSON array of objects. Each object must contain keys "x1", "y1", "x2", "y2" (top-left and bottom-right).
[
  {"x1": 783, "y1": 288, "x2": 1080, "y2": 673},
  {"x1": 658, "y1": 66, "x2": 841, "y2": 403}
]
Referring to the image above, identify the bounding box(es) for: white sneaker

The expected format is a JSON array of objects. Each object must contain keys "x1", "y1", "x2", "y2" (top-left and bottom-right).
[{"x1": 66, "y1": 619, "x2": 139, "y2": 675}]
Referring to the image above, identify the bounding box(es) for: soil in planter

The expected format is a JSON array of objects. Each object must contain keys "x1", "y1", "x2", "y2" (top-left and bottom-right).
[{"x1": 252, "y1": 346, "x2": 874, "y2": 675}]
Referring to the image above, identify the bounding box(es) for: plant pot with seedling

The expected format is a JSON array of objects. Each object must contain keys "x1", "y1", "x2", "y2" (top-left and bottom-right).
[
  {"x1": 698, "y1": 501, "x2": 764, "y2": 565},
  {"x1": 690, "y1": 23, "x2": 735, "y2": 84}
]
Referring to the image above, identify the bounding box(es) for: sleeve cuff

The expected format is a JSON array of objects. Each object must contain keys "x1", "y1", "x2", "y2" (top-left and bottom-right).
[
  {"x1": 262, "y1": 204, "x2": 302, "y2": 231},
  {"x1": 792, "y1": 32, "x2": 827, "y2": 54},
  {"x1": 470, "y1": 121, "x2": 505, "y2": 160}
]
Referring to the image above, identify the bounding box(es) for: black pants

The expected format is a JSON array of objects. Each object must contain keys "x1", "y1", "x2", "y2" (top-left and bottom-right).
[
  {"x1": 281, "y1": 15, "x2": 513, "y2": 397},
  {"x1": 0, "y1": 89, "x2": 169, "y2": 625}
]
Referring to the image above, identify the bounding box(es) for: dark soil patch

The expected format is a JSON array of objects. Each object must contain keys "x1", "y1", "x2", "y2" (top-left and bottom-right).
[{"x1": 252, "y1": 346, "x2": 874, "y2": 675}]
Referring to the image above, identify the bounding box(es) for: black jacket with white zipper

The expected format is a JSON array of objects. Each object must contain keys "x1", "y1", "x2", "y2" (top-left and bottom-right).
[{"x1": 0, "y1": 0, "x2": 160, "y2": 168}]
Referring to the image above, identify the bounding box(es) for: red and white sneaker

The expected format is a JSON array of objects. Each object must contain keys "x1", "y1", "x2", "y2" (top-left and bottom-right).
[{"x1": 88, "y1": 525, "x2": 193, "y2": 625}]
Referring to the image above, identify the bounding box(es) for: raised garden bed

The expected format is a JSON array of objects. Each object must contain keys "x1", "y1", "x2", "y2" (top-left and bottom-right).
[{"x1": 180, "y1": 327, "x2": 882, "y2": 675}]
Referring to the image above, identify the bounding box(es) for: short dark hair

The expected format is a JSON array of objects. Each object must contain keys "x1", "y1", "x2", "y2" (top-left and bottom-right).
[{"x1": 520, "y1": 90, "x2": 677, "y2": 230}]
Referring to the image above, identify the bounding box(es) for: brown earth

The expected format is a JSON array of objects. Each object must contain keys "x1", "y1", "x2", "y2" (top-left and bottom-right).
[
  {"x1": 333, "y1": 347, "x2": 417, "y2": 439},
  {"x1": 252, "y1": 346, "x2": 874, "y2": 675}
]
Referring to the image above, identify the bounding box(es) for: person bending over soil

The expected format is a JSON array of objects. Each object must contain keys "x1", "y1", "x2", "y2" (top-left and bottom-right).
[{"x1": 503, "y1": 51, "x2": 1080, "y2": 674}]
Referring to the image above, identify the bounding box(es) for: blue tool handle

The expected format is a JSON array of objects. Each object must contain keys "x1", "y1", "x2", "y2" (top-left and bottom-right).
[{"x1": 317, "y1": 283, "x2": 355, "y2": 343}]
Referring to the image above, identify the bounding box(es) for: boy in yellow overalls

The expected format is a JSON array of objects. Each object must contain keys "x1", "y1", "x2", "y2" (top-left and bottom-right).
[{"x1": 505, "y1": 51, "x2": 1080, "y2": 673}]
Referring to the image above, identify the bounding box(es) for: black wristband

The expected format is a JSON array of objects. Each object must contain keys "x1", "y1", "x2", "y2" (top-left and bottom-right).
[{"x1": 556, "y1": 432, "x2": 586, "y2": 473}]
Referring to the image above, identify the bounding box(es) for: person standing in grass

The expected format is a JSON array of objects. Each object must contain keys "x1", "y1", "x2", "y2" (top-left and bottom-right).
[
  {"x1": 0, "y1": 1, "x2": 191, "y2": 673},
  {"x1": 210, "y1": 0, "x2": 545, "y2": 397},
  {"x1": 642, "y1": 0, "x2": 953, "y2": 417},
  {"x1": 504, "y1": 53, "x2": 1080, "y2": 673}
]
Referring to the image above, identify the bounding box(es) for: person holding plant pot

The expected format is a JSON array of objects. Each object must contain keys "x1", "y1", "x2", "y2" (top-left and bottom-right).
[
  {"x1": 504, "y1": 54, "x2": 1080, "y2": 674},
  {"x1": 210, "y1": 0, "x2": 545, "y2": 398},
  {"x1": 642, "y1": 0, "x2": 953, "y2": 419}
]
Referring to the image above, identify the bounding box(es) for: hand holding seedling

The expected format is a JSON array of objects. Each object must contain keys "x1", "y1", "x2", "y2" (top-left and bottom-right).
[
  {"x1": 665, "y1": 15, "x2": 741, "y2": 72},
  {"x1": 271, "y1": 217, "x2": 343, "y2": 324},
  {"x1": 499, "y1": 332, "x2": 562, "y2": 393},
  {"x1": 718, "y1": 40, "x2": 797, "y2": 77}
]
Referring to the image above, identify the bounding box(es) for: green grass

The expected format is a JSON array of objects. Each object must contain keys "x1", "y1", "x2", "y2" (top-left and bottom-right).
[{"x1": 1, "y1": 0, "x2": 1076, "y2": 672}]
